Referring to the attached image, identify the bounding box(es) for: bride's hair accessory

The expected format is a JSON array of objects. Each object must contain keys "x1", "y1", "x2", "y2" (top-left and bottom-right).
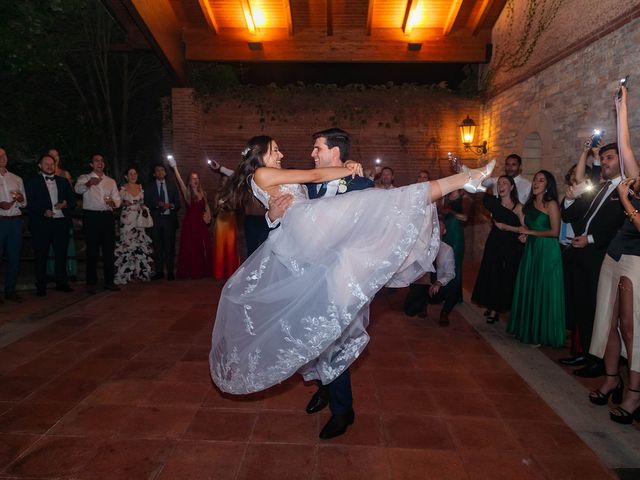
[{"x1": 241, "y1": 146, "x2": 252, "y2": 157}]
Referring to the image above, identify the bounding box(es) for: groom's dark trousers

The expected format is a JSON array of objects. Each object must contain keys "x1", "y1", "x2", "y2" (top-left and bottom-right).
[{"x1": 306, "y1": 175, "x2": 374, "y2": 414}]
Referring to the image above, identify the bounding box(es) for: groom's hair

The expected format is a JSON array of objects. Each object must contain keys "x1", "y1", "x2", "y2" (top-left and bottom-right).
[{"x1": 312, "y1": 128, "x2": 351, "y2": 162}]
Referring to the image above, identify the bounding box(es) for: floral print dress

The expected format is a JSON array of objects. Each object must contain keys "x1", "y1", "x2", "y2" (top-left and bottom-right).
[{"x1": 114, "y1": 188, "x2": 153, "y2": 285}]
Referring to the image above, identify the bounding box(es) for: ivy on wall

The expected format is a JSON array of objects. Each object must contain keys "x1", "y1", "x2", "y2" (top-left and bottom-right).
[{"x1": 482, "y1": 0, "x2": 563, "y2": 90}]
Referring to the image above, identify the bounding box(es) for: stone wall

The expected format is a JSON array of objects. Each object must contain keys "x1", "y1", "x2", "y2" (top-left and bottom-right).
[
  {"x1": 488, "y1": 0, "x2": 640, "y2": 93},
  {"x1": 482, "y1": 17, "x2": 640, "y2": 181}
]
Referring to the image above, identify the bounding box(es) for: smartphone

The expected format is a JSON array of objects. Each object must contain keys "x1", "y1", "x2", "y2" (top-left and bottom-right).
[
  {"x1": 590, "y1": 129, "x2": 603, "y2": 148},
  {"x1": 617, "y1": 75, "x2": 629, "y2": 99}
]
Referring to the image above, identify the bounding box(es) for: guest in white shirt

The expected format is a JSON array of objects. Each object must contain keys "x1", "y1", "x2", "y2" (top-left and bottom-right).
[
  {"x1": 25, "y1": 154, "x2": 76, "y2": 296},
  {"x1": 0, "y1": 148, "x2": 27, "y2": 303},
  {"x1": 403, "y1": 221, "x2": 457, "y2": 326},
  {"x1": 74, "y1": 154, "x2": 121, "y2": 293},
  {"x1": 376, "y1": 166, "x2": 396, "y2": 190},
  {"x1": 483, "y1": 154, "x2": 532, "y2": 204}
]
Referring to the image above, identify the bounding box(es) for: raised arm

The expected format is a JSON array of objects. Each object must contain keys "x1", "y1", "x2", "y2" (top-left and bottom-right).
[
  {"x1": 254, "y1": 166, "x2": 356, "y2": 190},
  {"x1": 574, "y1": 140, "x2": 592, "y2": 184},
  {"x1": 171, "y1": 164, "x2": 190, "y2": 205},
  {"x1": 618, "y1": 87, "x2": 639, "y2": 177}
]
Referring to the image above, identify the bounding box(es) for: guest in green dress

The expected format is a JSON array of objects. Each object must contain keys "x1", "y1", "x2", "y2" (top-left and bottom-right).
[
  {"x1": 508, "y1": 170, "x2": 565, "y2": 347},
  {"x1": 441, "y1": 189, "x2": 468, "y2": 303}
]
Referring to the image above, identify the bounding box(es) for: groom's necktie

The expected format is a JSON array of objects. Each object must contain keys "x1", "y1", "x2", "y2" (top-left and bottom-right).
[{"x1": 317, "y1": 182, "x2": 328, "y2": 197}]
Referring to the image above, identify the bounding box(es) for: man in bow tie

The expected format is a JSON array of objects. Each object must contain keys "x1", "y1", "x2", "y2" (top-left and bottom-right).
[{"x1": 26, "y1": 154, "x2": 76, "y2": 296}]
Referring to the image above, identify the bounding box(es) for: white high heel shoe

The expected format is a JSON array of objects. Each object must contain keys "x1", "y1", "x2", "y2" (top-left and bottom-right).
[{"x1": 461, "y1": 158, "x2": 496, "y2": 194}]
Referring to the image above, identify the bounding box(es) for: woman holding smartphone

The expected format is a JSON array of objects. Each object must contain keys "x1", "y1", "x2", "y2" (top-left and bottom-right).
[{"x1": 588, "y1": 86, "x2": 640, "y2": 424}]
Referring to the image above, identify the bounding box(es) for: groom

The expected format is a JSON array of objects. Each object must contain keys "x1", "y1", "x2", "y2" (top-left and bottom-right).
[{"x1": 268, "y1": 128, "x2": 374, "y2": 439}]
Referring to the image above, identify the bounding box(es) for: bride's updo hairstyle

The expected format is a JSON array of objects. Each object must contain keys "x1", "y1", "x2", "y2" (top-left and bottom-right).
[{"x1": 217, "y1": 135, "x2": 274, "y2": 212}]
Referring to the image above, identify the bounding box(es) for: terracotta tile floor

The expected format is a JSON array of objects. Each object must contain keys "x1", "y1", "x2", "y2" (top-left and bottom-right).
[{"x1": 0, "y1": 278, "x2": 617, "y2": 479}]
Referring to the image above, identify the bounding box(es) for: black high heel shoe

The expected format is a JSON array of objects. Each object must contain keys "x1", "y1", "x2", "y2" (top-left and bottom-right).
[
  {"x1": 589, "y1": 373, "x2": 623, "y2": 406},
  {"x1": 610, "y1": 388, "x2": 640, "y2": 424}
]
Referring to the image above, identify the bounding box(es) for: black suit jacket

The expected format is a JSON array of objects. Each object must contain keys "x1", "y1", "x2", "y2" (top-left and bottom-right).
[
  {"x1": 25, "y1": 174, "x2": 76, "y2": 227},
  {"x1": 306, "y1": 175, "x2": 375, "y2": 200},
  {"x1": 144, "y1": 178, "x2": 181, "y2": 229},
  {"x1": 561, "y1": 184, "x2": 625, "y2": 251}
]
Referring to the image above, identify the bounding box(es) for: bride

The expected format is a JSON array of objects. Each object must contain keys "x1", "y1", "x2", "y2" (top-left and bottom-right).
[{"x1": 209, "y1": 135, "x2": 494, "y2": 395}]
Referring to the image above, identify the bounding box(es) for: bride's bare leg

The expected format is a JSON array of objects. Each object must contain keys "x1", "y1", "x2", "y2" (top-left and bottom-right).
[{"x1": 430, "y1": 172, "x2": 476, "y2": 202}]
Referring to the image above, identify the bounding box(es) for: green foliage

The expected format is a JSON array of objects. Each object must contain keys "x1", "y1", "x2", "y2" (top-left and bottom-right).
[
  {"x1": 0, "y1": 0, "x2": 86, "y2": 74},
  {"x1": 0, "y1": 0, "x2": 170, "y2": 179}
]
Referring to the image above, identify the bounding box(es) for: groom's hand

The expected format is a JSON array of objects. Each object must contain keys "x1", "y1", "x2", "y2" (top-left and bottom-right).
[
  {"x1": 344, "y1": 160, "x2": 363, "y2": 178},
  {"x1": 267, "y1": 194, "x2": 293, "y2": 222}
]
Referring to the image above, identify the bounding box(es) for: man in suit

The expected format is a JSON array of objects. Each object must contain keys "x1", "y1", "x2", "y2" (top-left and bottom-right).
[
  {"x1": 561, "y1": 143, "x2": 626, "y2": 377},
  {"x1": 268, "y1": 128, "x2": 374, "y2": 439},
  {"x1": 144, "y1": 164, "x2": 180, "y2": 280},
  {"x1": 26, "y1": 154, "x2": 76, "y2": 296}
]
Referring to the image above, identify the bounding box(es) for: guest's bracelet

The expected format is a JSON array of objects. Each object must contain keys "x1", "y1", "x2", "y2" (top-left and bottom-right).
[{"x1": 626, "y1": 209, "x2": 639, "y2": 221}]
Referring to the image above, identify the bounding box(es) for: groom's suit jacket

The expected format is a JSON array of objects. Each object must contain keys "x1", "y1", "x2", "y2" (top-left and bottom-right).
[{"x1": 306, "y1": 175, "x2": 374, "y2": 199}]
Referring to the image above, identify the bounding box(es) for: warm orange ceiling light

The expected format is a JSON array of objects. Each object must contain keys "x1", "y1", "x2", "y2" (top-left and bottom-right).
[
  {"x1": 403, "y1": 0, "x2": 427, "y2": 35},
  {"x1": 240, "y1": 0, "x2": 259, "y2": 34}
]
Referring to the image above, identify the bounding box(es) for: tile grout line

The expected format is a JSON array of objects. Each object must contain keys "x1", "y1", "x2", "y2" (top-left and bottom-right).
[{"x1": 456, "y1": 299, "x2": 640, "y2": 470}]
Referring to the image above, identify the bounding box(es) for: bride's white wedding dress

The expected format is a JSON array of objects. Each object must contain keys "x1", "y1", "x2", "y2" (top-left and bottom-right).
[{"x1": 209, "y1": 178, "x2": 439, "y2": 394}]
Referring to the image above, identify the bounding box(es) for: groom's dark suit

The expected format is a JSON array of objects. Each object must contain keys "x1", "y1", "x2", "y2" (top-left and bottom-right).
[{"x1": 305, "y1": 175, "x2": 374, "y2": 417}]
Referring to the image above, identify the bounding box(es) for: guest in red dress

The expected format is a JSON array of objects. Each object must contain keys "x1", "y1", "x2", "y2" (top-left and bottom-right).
[{"x1": 170, "y1": 161, "x2": 212, "y2": 279}]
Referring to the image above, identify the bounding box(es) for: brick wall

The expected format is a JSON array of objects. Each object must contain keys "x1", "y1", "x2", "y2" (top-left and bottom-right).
[
  {"x1": 169, "y1": 85, "x2": 484, "y2": 193},
  {"x1": 168, "y1": 15, "x2": 640, "y2": 265}
]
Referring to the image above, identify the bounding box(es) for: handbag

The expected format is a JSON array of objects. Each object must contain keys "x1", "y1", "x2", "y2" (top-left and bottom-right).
[{"x1": 136, "y1": 206, "x2": 154, "y2": 228}]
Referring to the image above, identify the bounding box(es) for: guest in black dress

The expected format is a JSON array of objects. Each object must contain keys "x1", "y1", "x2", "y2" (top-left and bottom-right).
[{"x1": 472, "y1": 175, "x2": 524, "y2": 323}]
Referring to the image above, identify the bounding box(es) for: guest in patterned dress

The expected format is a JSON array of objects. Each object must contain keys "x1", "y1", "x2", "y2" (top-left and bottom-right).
[{"x1": 114, "y1": 167, "x2": 153, "y2": 285}]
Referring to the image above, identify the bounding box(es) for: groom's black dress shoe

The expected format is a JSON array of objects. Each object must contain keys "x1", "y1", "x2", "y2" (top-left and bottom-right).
[
  {"x1": 306, "y1": 388, "x2": 329, "y2": 414},
  {"x1": 573, "y1": 360, "x2": 605, "y2": 378},
  {"x1": 319, "y1": 410, "x2": 355, "y2": 439},
  {"x1": 559, "y1": 354, "x2": 588, "y2": 366}
]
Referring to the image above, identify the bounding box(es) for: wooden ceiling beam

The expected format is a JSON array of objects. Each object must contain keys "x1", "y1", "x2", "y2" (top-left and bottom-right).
[
  {"x1": 366, "y1": 0, "x2": 375, "y2": 36},
  {"x1": 402, "y1": 0, "x2": 419, "y2": 35},
  {"x1": 469, "y1": 0, "x2": 494, "y2": 35},
  {"x1": 240, "y1": 0, "x2": 257, "y2": 35},
  {"x1": 185, "y1": 31, "x2": 490, "y2": 62},
  {"x1": 327, "y1": 0, "x2": 333, "y2": 36},
  {"x1": 283, "y1": 0, "x2": 294, "y2": 36},
  {"x1": 197, "y1": 0, "x2": 218, "y2": 35},
  {"x1": 443, "y1": 0, "x2": 464, "y2": 36},
  {"x1": 123, "y1": 0, "x2": 186, "y2": 85}
]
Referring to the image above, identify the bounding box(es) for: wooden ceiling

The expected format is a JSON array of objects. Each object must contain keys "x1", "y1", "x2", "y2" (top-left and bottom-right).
[{"x1": 105, "y1": 0, "x2": 507, "y2": 83}]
